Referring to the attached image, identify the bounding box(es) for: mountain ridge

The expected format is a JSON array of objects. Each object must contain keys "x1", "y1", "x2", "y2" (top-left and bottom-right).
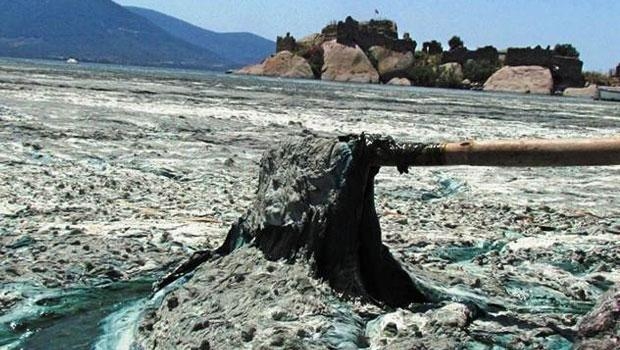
[
  {"x1": 0, "y1": 0, "x2": 271, "y2": 70},
  {"x1": 125, "y1": 6, "x2": 274, "y2": 66}
]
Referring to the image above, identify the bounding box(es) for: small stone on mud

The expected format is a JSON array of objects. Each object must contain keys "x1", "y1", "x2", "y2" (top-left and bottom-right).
[
  {"x1": 450, "y1": 277, "x2": 465, "y2": 286},
  {"x1": 0, "y1": 291, "x2": 22, "y2": 309},
  {"x1": 241, "y1": 325, "x2": 256, "y2": 342},
  {"x1": 191, "y1": 340, "x2": 210, "y2": 350},
  {"x1": 104, "y1": 268, "x2": 123, "y2": 280},
  {"x1": 32, "y1": 265, "x2": 47, "y2": 273},
  {"x1": 270, "y1": 335, "x2": 285, "y2": 346},
  {"x1": 430, "y1": 303, "x2": 474, "y2": 329},
  {"x1": 140, "y1": 320, "x2": 154, "y2": 332},
  {"x1": 538, "y1": 225, "x2": 556, "y2": 232},
  {"x1": 7, "y1": 236, "x2": 34, "y2": 249},
  {"x1": 606, "y1": 223, "x2": 620, "y2": 234},
  {"x1": 394, "y1": 217, "x2": 408, "y2": 225},
  {"x1": 575, "y1": 289, "x2": 587, "y2": 301},
  {"x1": 68, "y1": 228, "x2": 83, "y2": 235},
  {"x1": 5, "y1": 267, "x2": 20, "y2": 276},
  {"x1": 167, "y1": 296, "x2": 179, "y2": 310},
  {"x1": 383, "y1": 322, "x2": 398, "y2": 337},
  {"x1": 271, "y1": 308, "x2": 298, "y2": 321},
  {"x1": 191, "y1": 319, "x2": 210, "y2": 332},
  {"x1": 296, "y1": 328, "x2": 310, "y2": 338}
]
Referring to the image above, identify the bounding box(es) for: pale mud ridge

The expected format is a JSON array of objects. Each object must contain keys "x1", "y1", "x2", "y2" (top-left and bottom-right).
[{"x1": 0, "y1": 60, "x2": 619, "y2": 349}]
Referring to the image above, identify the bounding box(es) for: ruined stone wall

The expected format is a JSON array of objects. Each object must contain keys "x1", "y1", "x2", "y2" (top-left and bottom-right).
[
  {"x1": 334, "y1": 16, "x2": 415, "y2": 53},
  {"x1": 361, "y1": 19, "x2": 398, "y2": 40},
  {"x1": 505, "y1": 47, "x2": 552, "y2": 66},
  {"x1": 276, "y1": 33, "x2": 297, "y2": 53},
  {"x1": 277, "y1": 17, "x2": 415, "y2": 56},
  {"x1": 441, "y1": 47, "x2": 467, "y2": 64},
  {"x1": 475, "y1": 46, "x2": 501, "y2": 63},
  {"x1": 321, "y1": 23, "x2": 338, "y2": 41},
  {"x1": 551, "y1": 55, "x2": 584, "y2": 88},
  {"x1": 442, "y1": 46, "x2": 499, "y2": 64},
  {"x1": 505, "y1": 47, "x2": 584, "y2": 88}
]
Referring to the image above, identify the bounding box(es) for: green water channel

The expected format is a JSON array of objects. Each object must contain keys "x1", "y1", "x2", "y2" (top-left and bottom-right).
[{"x1": 0, "y1": 280, "x2": 153, "y2": 350}]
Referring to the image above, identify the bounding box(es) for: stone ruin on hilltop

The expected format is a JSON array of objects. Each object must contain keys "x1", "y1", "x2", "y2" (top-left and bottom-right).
[{"x1": 276, "y1": 16, "x2": 416, "y2": 54}]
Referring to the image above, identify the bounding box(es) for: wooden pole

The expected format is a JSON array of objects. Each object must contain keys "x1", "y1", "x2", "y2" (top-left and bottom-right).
[{"x1": 373, "y1": 137, "x2": 620, "y2": 168}]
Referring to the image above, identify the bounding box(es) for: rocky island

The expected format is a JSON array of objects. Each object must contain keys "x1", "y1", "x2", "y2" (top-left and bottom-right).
[{"x1": 237, "y1": 16, "x2": 591, "y2": 95}]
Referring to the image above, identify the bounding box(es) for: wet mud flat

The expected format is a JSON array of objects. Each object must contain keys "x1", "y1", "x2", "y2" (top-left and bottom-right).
[{"x1": 0, "y1": 59, "x2": 619, "y2": 349}]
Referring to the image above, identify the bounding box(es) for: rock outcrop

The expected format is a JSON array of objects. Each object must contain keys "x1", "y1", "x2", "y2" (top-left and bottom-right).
[
  {"x1": 321, "y1": 40, "x2": 380, "y2": 83},
  {"x1": 367, "y1": 46, "x2": 414, "y2": 83},
  {"x1": 483, "y1": 65, "x2": 553, "y2": 94},
  {"x1": 236, "y1": 51, "x2": 314, "y2": 79},
  {"x1": 563, "y1": 84, "x2": 598, "y2": 99},
  {"x1": 263, "y1": 51, "x2": 314, "y2": 78},
  {"x1": 574, "y1": 283, "x2": 620, "y2": 350},
  {"x1": 386, "y1": 77, "x2": 411, "y2": 86}
]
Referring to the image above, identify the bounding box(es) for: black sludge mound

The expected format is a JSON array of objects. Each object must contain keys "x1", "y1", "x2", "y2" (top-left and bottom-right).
[{"x1": 163, "y1": 134, "x2": 427, "y2": 307}]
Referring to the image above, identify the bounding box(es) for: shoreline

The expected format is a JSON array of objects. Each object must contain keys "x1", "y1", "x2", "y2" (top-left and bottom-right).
[{"x1": 0, "y1": 56, "x2": 612, "y2": 101}]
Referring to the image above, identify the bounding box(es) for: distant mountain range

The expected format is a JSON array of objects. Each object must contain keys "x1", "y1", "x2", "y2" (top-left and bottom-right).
[
  {"x1": 126, "y1": 7, "x2": 274, "y2": 67},
  {"x1": 0, "y1": 0, "x2": 274, "y2": 70}
]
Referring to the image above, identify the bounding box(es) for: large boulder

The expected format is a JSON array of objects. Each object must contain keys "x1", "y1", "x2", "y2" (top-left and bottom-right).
[
  {"x1": 564, "y1": 84, "x2": 599, "y2": 99},
  {"x1": 236, "y1": 51, "x2": 314, "y2": 79},
  {"x1": 386, "y1": 77, "x2": 411, "y2": 86},
  {"x1": 483, "y1": 65, "x2": 553, "y2": 94},
  {"x1": 367, "y1": 46, "x2": 414, "y2": 83},
  {"x1": 321, "y1": 40, "x2": 380, "y2": 83},
  {"x1": 263, "y1": 51, "x2": 314, "y2": 78},
  {"x1": 574, "y1": 283, "x2": 620, "y2": 349}
]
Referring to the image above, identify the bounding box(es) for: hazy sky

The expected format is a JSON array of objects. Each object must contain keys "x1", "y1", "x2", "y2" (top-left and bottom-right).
[{"x1": 114, "y1": 0, "x2": 619, "y2": 71}]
